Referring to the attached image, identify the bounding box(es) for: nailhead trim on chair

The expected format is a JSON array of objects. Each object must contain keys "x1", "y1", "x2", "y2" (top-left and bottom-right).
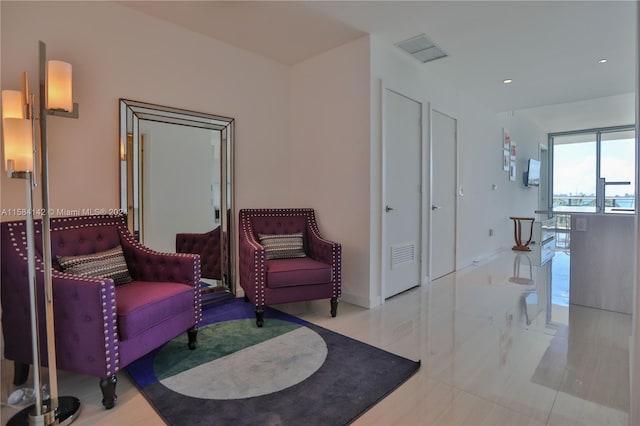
[
  {"x1": 7, "y1": 214, "x2": 205, "y2": 375},
  {"x1": 239, "y1": 208, "x2": 342, "y2": 306},
  {"x1": 49, "y1": 215, "x2": 123, "y2": 231},
  {"x1": 6, "y1": 220, "x2": 119, "y2": 376},
  {"x1": 239, "y1": 211, "x2": 266, "y2": 307},
  {"x1": 114, "y1": 217, "x2": 203, "y2": 324},
  {"x1": 51, "y1": 214, "x2": 204, "y2": 373}
]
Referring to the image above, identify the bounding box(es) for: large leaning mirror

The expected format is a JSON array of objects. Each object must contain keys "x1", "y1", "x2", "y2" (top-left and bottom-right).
[{"x1": 119, "y1": 99, "x2": 235, "y2": 303}]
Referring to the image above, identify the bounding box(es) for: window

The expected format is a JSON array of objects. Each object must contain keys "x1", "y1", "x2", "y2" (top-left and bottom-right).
[
  {"x1": 601, "y1": 130, "x2": 635, "y2": 213},
  {"x1": 552, "y1": 133, "x2": 597, "y2": 213},
  {"x1": 550, "y1": 125, "x2": 635, "y2": 214}
]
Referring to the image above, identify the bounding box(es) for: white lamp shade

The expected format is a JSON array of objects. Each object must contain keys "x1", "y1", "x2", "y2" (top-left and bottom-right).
[
  {"x1": 2, "y1": 90, "x2": 25, "y2": 119},
  {"x1": 47, "y1": 60, "x2": 73, "y2": 111},
  {"x1": 3, "y1": 118, "x2": 33, "y2": 172}
]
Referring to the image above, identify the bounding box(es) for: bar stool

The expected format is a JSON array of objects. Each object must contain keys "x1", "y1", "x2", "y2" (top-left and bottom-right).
[{"x1": 509, "y1": 216, "x2": 535, "y2": 251}]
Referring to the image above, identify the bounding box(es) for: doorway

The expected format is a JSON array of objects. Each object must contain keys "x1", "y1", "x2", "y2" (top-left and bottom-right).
[
  {"x1": 430, "y1": 110, "x2": 457, "y2": 280},
  {"x1": 382, "y1": 87, "x2": 424, "y2": 299}
]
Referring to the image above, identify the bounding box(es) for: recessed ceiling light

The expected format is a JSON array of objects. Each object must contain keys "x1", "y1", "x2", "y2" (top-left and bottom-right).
[
  {"x1": 503, "y1": 79, "x2": 513, "y2": 84},
  {"x1": 598, "y1": 59, "x2": 608, "y2": 64}
]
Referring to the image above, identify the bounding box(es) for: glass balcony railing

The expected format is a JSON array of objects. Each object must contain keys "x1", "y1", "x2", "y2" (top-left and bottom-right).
[{"x1": 552, "y1": 195, "x2": 635, "y2": 213}]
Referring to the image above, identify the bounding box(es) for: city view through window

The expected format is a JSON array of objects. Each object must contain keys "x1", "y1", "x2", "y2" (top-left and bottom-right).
[{"x1": 552, "y1": 128, "x2": 635, "y2": 214}]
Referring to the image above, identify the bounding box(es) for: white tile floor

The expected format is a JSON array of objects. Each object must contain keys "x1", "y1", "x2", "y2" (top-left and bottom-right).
[{"x1": 1, "y1": 251, "x2": 632, "y2": 425}]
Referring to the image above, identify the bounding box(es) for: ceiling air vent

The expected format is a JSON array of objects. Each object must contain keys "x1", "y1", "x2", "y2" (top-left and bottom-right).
[{"x1": 396, "y1": 34, "x2": 447, "y2": 63}]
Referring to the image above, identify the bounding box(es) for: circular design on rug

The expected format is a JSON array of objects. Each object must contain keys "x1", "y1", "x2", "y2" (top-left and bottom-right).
[{"x1": 153, "y1": 318, "x2": 328, "y2": 400}]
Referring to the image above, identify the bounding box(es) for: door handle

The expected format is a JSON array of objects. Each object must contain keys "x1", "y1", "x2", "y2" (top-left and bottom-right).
[
  {"x1": 385, "y1": 205, "x2": 395, "y2": 212},
  {"x1": 431, "y1": 205, "x2": 441, "y2": 211}
]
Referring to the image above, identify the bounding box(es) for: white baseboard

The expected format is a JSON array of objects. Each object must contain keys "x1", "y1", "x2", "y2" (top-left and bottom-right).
[
  {"x1": 235, "y1": 286, "x2": 376, "y2": 309},
  {"x1": 458, "y1": 246, "x2": 508, "y2": 272},
  {"x1": 340, "y1": 291, "x2": 378, "y2": 309}
]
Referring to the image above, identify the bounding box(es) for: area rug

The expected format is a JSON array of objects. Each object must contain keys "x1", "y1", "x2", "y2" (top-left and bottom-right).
[{"x1": 125, "y1": 298, "x2": 420, "y2": 425}]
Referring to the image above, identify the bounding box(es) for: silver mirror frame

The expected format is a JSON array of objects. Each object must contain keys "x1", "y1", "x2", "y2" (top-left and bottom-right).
[{"x1": 119, "y1": 98, "x2": 235, "y2": 295}]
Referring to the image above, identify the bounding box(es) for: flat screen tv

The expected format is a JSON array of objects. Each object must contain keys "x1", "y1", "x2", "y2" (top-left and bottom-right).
[{"x1": 525, "y1": 158, "x2": 541, "y2": 187}]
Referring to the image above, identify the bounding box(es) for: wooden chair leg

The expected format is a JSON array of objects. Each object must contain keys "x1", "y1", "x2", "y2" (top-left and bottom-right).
[
  {"x1": 330, "y1": 297, "x2": 339, "y2": 317},
  {"x1": 188, "y1": 325, "x2": 198, "y2": 350},
  {"x1": 255, "y1": 307, "x2": 264, "y2": 327},
  {"x1": 100, "y1": 375, "x2": 118, "y2": 409}
]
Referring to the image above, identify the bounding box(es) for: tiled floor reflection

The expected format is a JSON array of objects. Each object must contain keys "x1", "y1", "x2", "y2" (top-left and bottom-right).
[
  {"x1": 1, "y1": 251, "x2": 632, "y2": 425},
  {"x1": 281, "y1": 251, "x2": 631, "y2": 426}
]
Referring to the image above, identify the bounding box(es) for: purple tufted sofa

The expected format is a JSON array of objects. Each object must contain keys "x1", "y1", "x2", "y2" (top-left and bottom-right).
[
  {"x1": 239, "y1": 208, "x2": 341, "y2": 327},
  {"x1": 1, "y1": 214, "x2": 202, "y2": 409}
]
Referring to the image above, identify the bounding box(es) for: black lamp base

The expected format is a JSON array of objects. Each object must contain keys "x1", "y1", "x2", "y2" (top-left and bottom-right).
[{"x1": 7, "y1": 396, "x2": 81, "y2": 426}]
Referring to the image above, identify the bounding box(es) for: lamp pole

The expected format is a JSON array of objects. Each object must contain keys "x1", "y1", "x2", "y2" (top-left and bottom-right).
[
  {"x1": 5, "y1": 40, "x2": 81, "y2": 426},
  {"x1": 38, "y1": 39, "x2": 60, "y2": 417}
]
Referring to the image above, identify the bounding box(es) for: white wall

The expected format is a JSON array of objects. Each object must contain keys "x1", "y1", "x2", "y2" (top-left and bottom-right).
[
  {"x1": 456, "y1": 86, "x2": 545, "y2": 267},
  {"x1": 371, "y1": 36, "x2": 544, "y2": 292},
  {"x1": 1, "y1": 1, "x2": 292, "y2": 220},
  {"x1": 517, "y1": 93, "x2": 635, "y2": 134},
  {"x1": 631, "y1": 4, "x2": 640, "y2": 420},
  {"x1": 0, "y1": 2, "x2": 548, "y2": 311},
  {"x1": 495, "y1": 110, "x2": 549, "y2": 218},
  {"x1": 288, "y1": 35, "x2": 544, "y2": 308},
  {"x1": 289, "y1": 36, "x2": 371, "y2": 307}
]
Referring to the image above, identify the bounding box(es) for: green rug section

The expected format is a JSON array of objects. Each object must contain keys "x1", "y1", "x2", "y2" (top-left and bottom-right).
[{"x1": 153, "y1": 318, "x2": 300, "y2": 380}]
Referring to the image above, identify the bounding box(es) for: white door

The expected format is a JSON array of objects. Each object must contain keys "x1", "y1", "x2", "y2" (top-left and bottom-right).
[
  {"x1": 431, "y1": 110, "x2": 457, "y2": 279},
  {"x1": 383, "y1": 89, "x2": 422, "y2": 299}
]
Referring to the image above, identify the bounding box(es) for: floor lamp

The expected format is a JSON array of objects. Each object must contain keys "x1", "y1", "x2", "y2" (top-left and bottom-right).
[{"x1": 2, "y1": 41, "x2": 81, "y2": 426}]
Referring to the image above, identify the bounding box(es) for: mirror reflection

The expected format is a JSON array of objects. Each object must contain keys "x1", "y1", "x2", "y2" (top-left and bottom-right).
[{"x1": 119, "y1": 99, "x2": 235, "y2": 302}]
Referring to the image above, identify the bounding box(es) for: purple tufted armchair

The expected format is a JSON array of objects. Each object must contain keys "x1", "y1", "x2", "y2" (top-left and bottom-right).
[
  {"x1": 176, "y1": 227, "x2": 222, "y2": 281},
  {"x1": 239, "y1": 208, "x2": 341, "y2": 327},
  {"x1": 1, "y1": 214, "x2": 202, "y2": 409}
]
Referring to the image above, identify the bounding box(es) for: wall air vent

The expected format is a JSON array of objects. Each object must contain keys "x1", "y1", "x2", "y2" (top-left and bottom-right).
[
  {"x1": 396, "y1": 34, "x2": 447, "y2": 64},
  {"x1": 391, "y1": 242, "x2": 416, "y2": 269}
]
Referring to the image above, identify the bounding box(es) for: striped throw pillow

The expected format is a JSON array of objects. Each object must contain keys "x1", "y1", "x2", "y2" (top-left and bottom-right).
[
  {"x1": 57, "y1": 245, "x2": 133, "y2": 285},
  {"x1": 258, "y1": 233, "x2": 307, "y2": 260}
]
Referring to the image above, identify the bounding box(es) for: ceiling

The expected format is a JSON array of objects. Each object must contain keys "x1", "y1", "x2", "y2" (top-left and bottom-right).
[
  {"x1": 118, "y1": 1, "x2": 366, "y2": 66},
  {"x1": 119, "y1": 1, "x2": 636, "y2": 117}
]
